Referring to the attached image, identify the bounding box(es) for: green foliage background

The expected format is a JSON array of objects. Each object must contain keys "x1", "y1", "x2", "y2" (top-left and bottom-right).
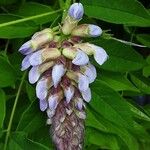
[{"x1": 0, "y1": 0, "x2": 150, "y2": 149}]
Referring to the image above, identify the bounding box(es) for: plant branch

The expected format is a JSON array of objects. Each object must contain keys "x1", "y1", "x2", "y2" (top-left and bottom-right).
[
  {"x1": 4, "y1": 72, "x2": 27, "y2": 150},
  {"x1": 0, "y1": 9, "x2": 62, "y2": 28}
]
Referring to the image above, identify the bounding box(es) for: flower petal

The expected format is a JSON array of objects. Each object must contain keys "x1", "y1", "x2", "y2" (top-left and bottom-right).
[
  {"x1": 46, "y1": 108, "x2": 55, "y2": 118},
  {"x1": 88, "y1": 25, "x2": 102, "y2": 37},
  {"x1": 28, "y1": 66, "x2": 40, "y2": 84},
  {"x1": 90, "y1": 44, "x2": 108, "y2": 65},
  {"x1": 84, "y1": 63, "x2": 97, "y2": 83},
  {"x1": 36, "y1": 79, "x2": 48, "y2": 100},
  {"x1": 29, "y1": 50, "x2": 42, "y2": 66},
  {"x1": 69, "y1": 3, "x2": 84, "y2": 20},
  {"x1": 19, "y1": 41, "x2": 32, "y2": 55},
  {"x1": 72, "y1": 50, "x2": 89, "y2": 66},
  {"x1": 48, "y1": 95, "x2": 58, "y2": 110},
  {"x1": 64, "y1": 86, "x2": 74, "y2": 103},
  {"x1": 21, "y1": 54, "x2": 32, "y2": 71},
  {"x1": 76, "y1": 98, "x2": 84, "y2": 110},
  {"x1": 52, "y1": 64, "x2": 66, "y2": 88},
  {"x1": 78, "y1": 74, "x2": 89, "y2": 92},
  {"x1": 39, "y1": 99, "x2": 48, "y2": 111},
  {"x1": 81, "y1": 87, "x2": 91, "y2": 102}
]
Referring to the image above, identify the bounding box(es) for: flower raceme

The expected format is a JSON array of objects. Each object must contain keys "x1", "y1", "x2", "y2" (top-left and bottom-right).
[
  {"x1": 19, "y1": 2, "x2": 108, "y2": 150},
  {"x1": 19, "y1": 3, "x2": 108, "y2": 120}
]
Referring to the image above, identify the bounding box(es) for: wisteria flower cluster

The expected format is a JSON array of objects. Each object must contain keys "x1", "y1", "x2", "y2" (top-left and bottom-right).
[{"x1": 19, "y1": 3, "x2": 108, "y2": 149}]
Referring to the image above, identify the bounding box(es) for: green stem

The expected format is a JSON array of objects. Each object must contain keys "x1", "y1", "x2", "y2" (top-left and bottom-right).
[
  {"x1": 61, "y1": 0, "x2": 72, "y2": 23},
  {"x1": 0, "y1": 9, "x2": 62, "y2": 28},
  {"x1": 4, "y1": 72, "x2": 27, "y2": 150},
  {"x1": 4, "y1": 40, "x2": 9, "y2": 55}
]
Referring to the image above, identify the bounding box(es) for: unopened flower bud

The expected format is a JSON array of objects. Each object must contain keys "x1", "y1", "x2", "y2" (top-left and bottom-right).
[
  {"x1": 88, "y1": 44, "x2": 108, "y2": 65},
  {"x1": 48, "y1": 95, "x2": 59, "y2": 110},
  {"x1": 46, "y1": 118, "x2": 52, "y2": 125},
  {"x1": 72, "y1": 50, "x2": 89, "y2": 66},
  {"x1": 78, "y1": 74, "x2": 89, "y2": 92},
  {"x1": 81, "y1": 63, "x2": 97, "y2": 83},
  {"x1": 39, "y1": 99, "x2": 48, "y2": 111},
  {"x1": 62, "y1": 48, "x2": 89, "y2": 65},
  {"x1": 75, "y1": 98, "x2": 84, "y2": 110},
  {"x1": 19, "y1": 29, "x2": 54, "y2": 55},
  {"x1": 74, "y1": 43, "x2": 108, "y2": 65},
  {"x1": 21, "y1": 54, "x2": 32, "y2": 71},
  {"x1": 36, "y1": 76, "x2": 53, "y2": 100},
  {"x1": 62, "y1": 3, "x2": 84, "y2": 35},
  {"x1": 68, "y1": 3, "x2": 84, "y2": 20},
  {"x1": 64, "y1": 86, "x2": 75, "y2": 103},
  {"x1": 28, "y1": 61, "x2": 54, "y2": 84},
  {"x1": 71, "y1": 24, "x2": 102, "y2": 37},
  {"x1": 81, "y1": 87, "x2": 91, "y2": 102},
  {"x1": 29, "y1": 48, "x2": 61, "y2": 66},
  {"x1": 52, "y1": 64, "x2": 66, "y2": 88}
]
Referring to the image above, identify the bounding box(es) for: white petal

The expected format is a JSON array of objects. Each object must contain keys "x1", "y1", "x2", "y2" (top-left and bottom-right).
[
  {"x1": 19, "y1": 41, "x2": 32, "y2": 55},
  {"x1": 28, "y1": 66, "x2": 40, "y2": 84},
  {"x1": 48, "y1": 95, "x2": 58, "y2": 110},
  {"x1": 84, "y1": 64, "x2": 97, "y2": 83},
  {"x1": 72, "y1": 50, "x2": 89, "y2": 66},
  {"x1": 76, "y1": 98, "x2": 83, "y2": 110},
  {"x1": 29, "y1": 50, "x2": 42, "y2": 66},
  {"x1": 64, "y1": 86, "x2": 74, "y2": 103},
  {"x1": 81, "y1": 88, "x2": 91, "y2": 102},
  {"x1": 78, "y1": 74, "x2": 89, "y2": 92},
  {"x1": 91, "y1": 45, "x2": 108, "y2": 65},
  {"x1": 68, "y1": 3, "x2": 84, "y2": 20},
  {"x1": 46, "y1": 118, "x2": 52, "y2": 125},
  {"x1": 89, "y1": 25, "x2": 102, "y2": 37},
  {"x1": 46, "y1": 108, "x2": 55, "y2": 118},
  {"x1": 36, "y1": 79, "x2": 48, "y2": 100},
  {"x1": 21, "y1": 54, "x2": 32, "y2": 71},
  {"x1": 52, "y1": 64, "x2": 65, "y2": 88},
  {"x1": 39, "y1": 99, "x2": 48, "y2": 111},
  {"x1": 88, "y1": 63, "x2": 97, "y2": 77}
]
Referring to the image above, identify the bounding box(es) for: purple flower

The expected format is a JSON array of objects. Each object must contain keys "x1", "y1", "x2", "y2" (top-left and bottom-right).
[{"x1": 69, "y1": 3, "x2": 84, "y2": 20}]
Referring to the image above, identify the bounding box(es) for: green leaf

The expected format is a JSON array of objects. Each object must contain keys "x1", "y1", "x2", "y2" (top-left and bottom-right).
[
  {"x1": 136, "y1": 34, "x2": 150, "y2": 47},
  {"x1": 91, "y1": 80, "x2": 134, "y2": 128},
  {"x1": 86, "y1": 128, "x2": 119, "y2": 150},
  {"x1": 81, "y1": 0, "x2": 150, "y2": 27},
  {"x1": 0, "y1": 14, "x2": 38, "y2": 39},
  {"x1": 128, "y1": 102, "x2": 150, "y2": 122},
  {"x1": 130, "y1": 73, "x2": 150, "y2": 94},
  {"x1": 0, "y1": 0, "x2": 17, "y2": 5},
  {"x1": 88, "y1": 109, "x2": 138, "y2": 150},
  {"x1": 86, "y1": 109, "x2": 107, "y2": 132},
  {"x1": 0, "y1": 89, "x2": 5, "y2": 128},
  {"x1": 99, "y1": 71, "x2": 139, "y2": 92},
  {"x1": 146, "y1": 56, "x2": 150, "y2": 64},
  {"x1": 8, "y1": 132, "x2": 49, "y2": 150},
  {"x1": 143, "y1": 66, "x2": 150, "y2": 77},
  {"x1": 92, "y1": 39, "x2": 145, "y2": 72},
  {"x1": 26, "y1": 82, "x2": 36, "y2": 102},
  {"x1": 16, "y1": 100, "x2": 45, "y2": 133},
  {"x1": 0, "y1": 56, "x2": 16, "y2": 87},
  {"x1": 13, "y1": 2, "x2": 58, "y2": 25}
]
